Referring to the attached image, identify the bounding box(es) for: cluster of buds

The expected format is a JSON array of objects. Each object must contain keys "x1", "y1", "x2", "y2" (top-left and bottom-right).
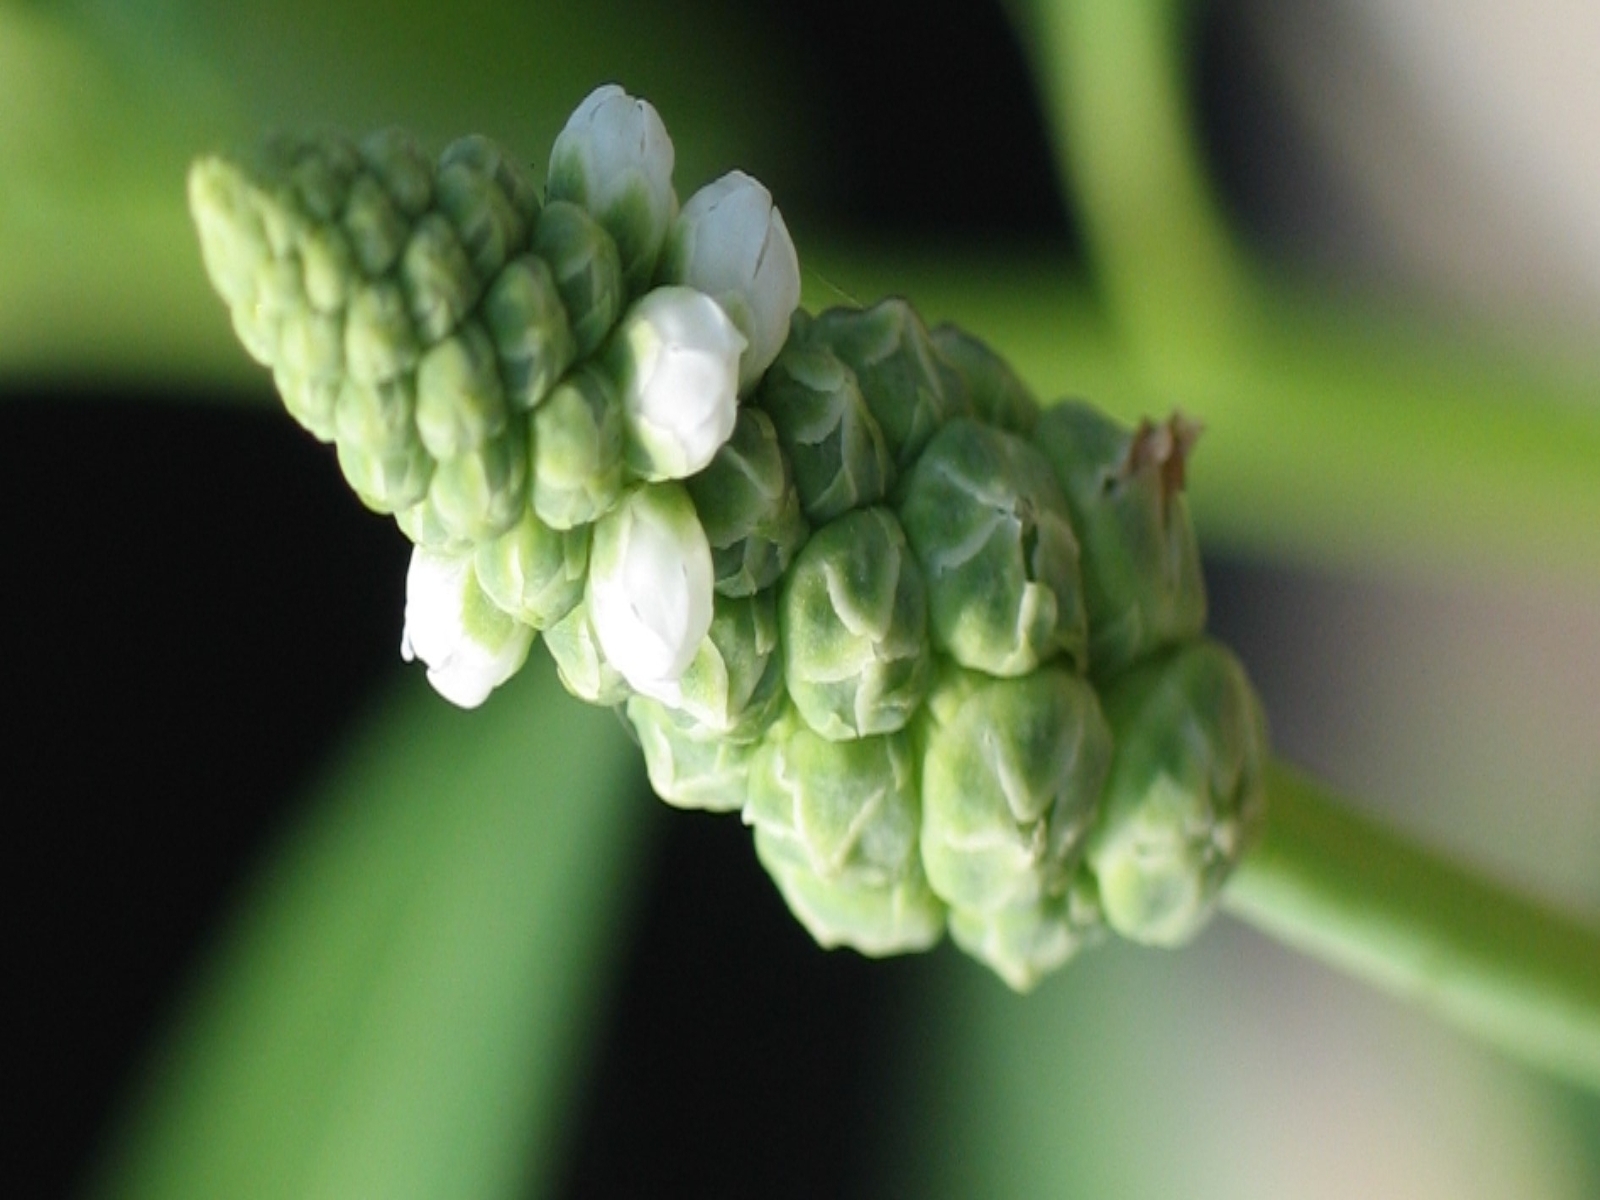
[{"x1": 191, "y1": 85, "x2": 1268, "y2": 990}]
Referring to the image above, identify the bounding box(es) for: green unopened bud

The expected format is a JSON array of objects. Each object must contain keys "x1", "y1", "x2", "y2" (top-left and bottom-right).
[
  {"x1": 1036, "y1": 402, "x2": 1206, "y2": 679},
  {"x1": 755, "y1": 334, "x2": 894, "y2": 524},
  {"x1": 422, "y1": 429, "x2": 530, "y2": 545},
  {"x1": 547, "y1": 84, "x2": 677, "y2": 294},
  {"x1": 434, "y1": 135, "x2": 535, "y2": 282},
  {"x1": 808, "y1": 300, "x2": 966, "y2": 470},
  {"x1": 753, "y1": 827, "x2": 945, "y2": 957},
  {"x1": 273, "y1": 367, "x2": 340, "y2": 444},
  {"x1": 342, "y1": 172, "x2": 411, "y2": 278},
  {"x1": 920, "y1": 666, "x2": 1111, "y2": 913},
  {"x1": 929, "y1": 324, "x2": 1038, "y2": 435},
  {"x1": 338, "y1": 438, "x2": 435, "y2": 515},
  {"x1": 299, "y1": 222, "x2": 356, "y2": 314},
  {"x1": 414, "y1": 321, "x2": 508, "y2": 459},
  {"x1": 746, "y1": 721, "x2": 920, "y2": 884},
  {"x1": 665, "y1": 590, "x2": 786, "y2": 740},
  {"x1": 343, "y1": 279, "x2": 421, "y2": 385},
  {"x1": 529, "y1": 366, "x2": 625, "y2": 529},
  {"x1": 1088, "y1": 639, "x2": 1269, "y2": 947},
  {"x1": 543, "y1": 597, "x2": 631, "y2": 706},
  {"x1": 686, "y1": 407, "x2": 808, "y2": 597},
  {"x1": 359, "y1": 128, "x2": 434, "y2": 218},
  {"x1": 780, "y1": 506, "x2": 931, "y2": 740},
  {"x1": 627, "y1": 694, "x2": 760, "y2": 813},
  {"x1": 332, "y1": 377, "x2": 432, "y2": 512},
  {"x1": 474, "y1": 508, "x2": 589, "y2": 630},
  {"x1": 899, "y1": 419, "x2": 1087, "y2": 677},
  {"x1": 400, "y1": 213, "x2": 481, "y2": 344},
  {"x1": 948, "y1": 881, "x2": 1102, "y2": 992},
  {"x1": 531, "y1": 200, "x2": 626, "y2": 360},
  {"x1": 482, "y1": 254, "x2": 576, "y2": 411}
]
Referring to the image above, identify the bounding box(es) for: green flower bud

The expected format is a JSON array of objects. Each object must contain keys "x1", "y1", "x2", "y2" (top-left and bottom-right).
[
  {"x1": 898, "y1": 419, "x2": 1088, "y2": 677},
  {"x1": 482, "y1": 254, "x2": 576, "y2": 412},
  {"x1": 664, "y1": 590, "x2": 786, "y2": 741},
  {"x1": 343, "y1": 279, "x2": 421, "y2": 385},
  {"x1": 532, "y1": 200, "x2": 626, "y2": 361},
  {"x1": 358, "y1": 128, "x2": 434, "y2": 218},
  {"x1": 337, "y1": 437, "x2": 435, "y2": 515},
  {"x1": 529, "y1": 366, "x2": 625, "y2": 529},
  {"x1": 929, "y1": 324, "x2": 1038, "y2": 435},
  {"x1": 341, "y1": 172, "x2": 411, "y2": 279},
  {"x1": 627, "y1": 694, "x2": 760, "y2": 813},
  {"x1": 1088, "y1": 639, "x2": 1269, "y2": 948},
  {"x1": 1035, "y1": 402, "x2": 1206, "y2": 679},
  {"x1": 422, "y1": 428, "x2": 530, "y2": 545},
  {"x1": 753, "y1": 827, "x2": 945, "y2": 957},
  {"x1": 298, "y1": 222, "x2": 356, "y2": 314},
  {"x1": 746, "y1": 721, "x2": 921, "y2": 884},
  {"x1": 808, "y1": 300, "x2": 966, "y2": 470},
  {"x1": 400, "y1": 213, "x2": 481, "y2": 345},
  {"x1": 331, "y1": 376, "x2": 432, "y2": 512},
  {"x1": 272, "y1": 367, "x2": 340, "y2": 444},
  {"x1": 686, "y1": 407, "x2": 808, "y2": 598},
  {"x1": 780, "y1": 507, "x2": 931, "y2": 740},
  {"x1": 947, "y1": 880, "x2": 1102, "y2": 992},
  {"x1": 434, "y1": 135, "x2": 534, "y2": 282},
  {"x1": 547, "y1": 84, "x2": 676, "y2": 295},
  {"x1": 276, "y1": 307, "x2": 343, "y2": 386},
  {"x1": 473, "y1": 507, "x2": 589, "y2": 630},
  {"x1": 920, "y1": 666, "x2": 1111, "y2": 913},
  {"x1": 414, "y1": 321, "x2": 508, "y2": 459},
  {"x1": 543, "y1": 596, "x2": 631, "y2": 706}
]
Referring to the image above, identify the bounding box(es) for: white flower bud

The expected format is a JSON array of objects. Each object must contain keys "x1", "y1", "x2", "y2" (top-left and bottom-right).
[
  {"x1": 661, "y1": 171, "x2": 800, "y2": 390},
  {"x1": 401, "y1": 547, "x2": 535, "y2": 708},
  {"x1": 611, "y1": 286, "x2": 745, "y2": 480},
  {"x1": 547, "y1": 84, "x2": 677, "y2": 291},
  {"x1": 587, "y1": 484, "x2": 715, "y2": 698}
]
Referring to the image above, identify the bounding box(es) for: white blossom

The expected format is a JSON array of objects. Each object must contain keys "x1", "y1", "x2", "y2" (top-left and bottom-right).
[
  {"x1": 547, "y1": 84, "x2": 677, "y2": 288},
  {"x1": 661, "y1": 170, "x2": 800, "y2": 390},
  {"x1": 587, "y1": 484, "x2": 714, "y2": 701},
  {"x1": 400, "y1": 547, "x2": 534, "y2": 708},
  {"x1": 612, "y1": 286, "x2": 745, "y2": 480}
]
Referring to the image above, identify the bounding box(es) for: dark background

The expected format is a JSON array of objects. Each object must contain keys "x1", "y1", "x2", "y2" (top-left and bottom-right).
[{"x1": 6, "y1": 2, "x2": 1322, "y2": 1195}]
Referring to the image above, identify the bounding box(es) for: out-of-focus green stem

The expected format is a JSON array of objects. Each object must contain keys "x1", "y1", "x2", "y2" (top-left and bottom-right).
[
  {"x1": 1226, "y1": 762, "x2": 1600, "y2": 1094},
  {"x1": 90, "y1": 660, "x2": 646, "y2": 1200}
]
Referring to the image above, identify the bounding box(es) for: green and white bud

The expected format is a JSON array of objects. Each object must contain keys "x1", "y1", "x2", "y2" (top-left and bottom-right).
[
  {"x1": 745, "y1": 722, "x2": 920, "y2": 884},
  {"x1": 948, "y1": 881, "x2": 1102, "y2": 992},
  {"x1": 481, "y1": 254, "x2": 576, "y2": 412},
  {"x1": 685, "y1": 407, "x2": 808, "y2": 597},
  {"x1": 414, "y1": 320, "x2": 507, "y2": 459},
  {"x1": 920, "y1": 666, "x2": 1112, "y2": 913},
  {"x1": 666, "y1": 590, "x2": 786, "y2": 740},
  {"x1": 609, "y1": 286, "x2": 744, "y2": 482},
  {"x1": 1088, "y1": 639, "x2": 1269, "y2": 947},
  {"x1": 473, "y1": 508, "x2": 589, "y2": 630},
  {"x1": 547, "y1": 84, "x2": 677, "y2": 294},
  {"x1": 753, "y1": 823, "x2": 945, "y2": 956},
  {"x1": 808, "y1": 300, "x2": 967, "y2": 470},
  {"x1": 530, "y1": 366, "x2": 625, "y2": 530},
  {"x1": 627, "y1": 694, "x2": 761, "y2": 813},
  {"x1": 1035, "y1": 402, "x2": 1206, "y2": 680},
  {"x1": 929, "y1": 324, "x2": 1038, "y2": 435},
  {"x1": 401, "y1": 546, "x2": 534, "y2": 708},
  {"x1": 899, "y1": 419, "x2": 1088, "y2": 677},
  {"x1": 399, "y1": 213, "x2": 482, "y2": 344},
  {"x1": 660, "y1": 170, "x2": 800, "y2": 390},
  {"x1": 780, "y1": 507, "x2": 930, "y2": 740},
  {"x1": 543, "y1": 597, "x2": 631, "y2": 706},
  {"x1": 587, "y1": 483, "x2": 715, "y2": 698},
  {"x1": 755, "y1": 334, "x2": 894, "y2": 524},
  {"x1": 530, "y1": 201, "x2": 626, "y2": 360}
]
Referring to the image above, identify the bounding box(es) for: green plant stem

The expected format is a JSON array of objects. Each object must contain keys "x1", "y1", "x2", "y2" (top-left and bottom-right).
[{"x1": 1225, "y1": 761, "x2": 1600, "y2": 1093}]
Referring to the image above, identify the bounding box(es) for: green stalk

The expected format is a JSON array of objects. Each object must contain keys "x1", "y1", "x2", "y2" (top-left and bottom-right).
[{"x1": 1225, "y1": 761, "x2": 1600, "y2": 1093}]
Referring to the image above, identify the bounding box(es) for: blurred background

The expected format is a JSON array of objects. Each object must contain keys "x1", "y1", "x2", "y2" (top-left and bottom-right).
[{"x1": 6, "y1": 1, "x2": 1600, "y2": 1197}]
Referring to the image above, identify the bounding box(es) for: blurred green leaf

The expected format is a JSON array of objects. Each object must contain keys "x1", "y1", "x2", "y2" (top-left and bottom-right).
[{"x1": 90, "y1": 656, "x2": 647, "y2": 1200}]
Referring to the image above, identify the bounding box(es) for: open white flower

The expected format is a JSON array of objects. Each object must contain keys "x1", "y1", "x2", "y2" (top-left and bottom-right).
[
  {"x1": 401, "y1": 547, "x2": 534, "y2": 708},
  {"x1": 612, "y1": 285, "x2": 745, "y2": 480},
  {"x1": 661, "y1": 170, "x2": 800, "y2": 390},
  {"x1": 587, "y1": 483, "x2": 714, "y2": 701},
  {"x1": 547, "y1": 83, "x2": 677, "y2": 290}
]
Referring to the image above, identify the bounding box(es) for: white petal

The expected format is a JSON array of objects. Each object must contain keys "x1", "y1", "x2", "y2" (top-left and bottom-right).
[{"x1": 401, "y1": 547, "x2": 533, "y2": 708}]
